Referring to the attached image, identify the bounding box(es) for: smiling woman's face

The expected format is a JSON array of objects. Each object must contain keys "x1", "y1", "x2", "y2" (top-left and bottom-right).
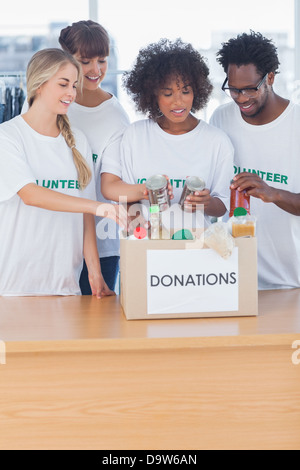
[
  {"x1": 36, "y1": 63, "x2": 78, "y2": 115},
  {"x1": 157, "y1": 76, "x2": 194, "y2": 125},
  {"x1": 75, "y1": 55, "x2": 108, "y2": 91}
]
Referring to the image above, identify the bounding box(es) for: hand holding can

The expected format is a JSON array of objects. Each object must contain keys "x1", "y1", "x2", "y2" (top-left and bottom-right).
[
  {"x1": 179, "y1": 176, "x2": 206, "y2": 212},
  {"x1": 145, "y1": 175, "x2": 171, "y2": 212}
]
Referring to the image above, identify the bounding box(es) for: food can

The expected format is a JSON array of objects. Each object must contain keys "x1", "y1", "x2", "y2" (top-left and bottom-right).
[
  {"x1": 179, "y1": 176, "x2": 206, "y2": 211},
  {"x1": 146, "y1": 175, "x2": 170, "y2": 212}
]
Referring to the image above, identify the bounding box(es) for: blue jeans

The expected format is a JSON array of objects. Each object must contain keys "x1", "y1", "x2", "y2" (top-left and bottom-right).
[{"x1": 80, "y1": 256, "x2": 120, "y2": 295}]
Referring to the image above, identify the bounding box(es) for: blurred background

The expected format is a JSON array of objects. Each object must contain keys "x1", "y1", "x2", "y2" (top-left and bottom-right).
[{"x1": 0, "y1": 0, "x2": 298, "y2": 121}]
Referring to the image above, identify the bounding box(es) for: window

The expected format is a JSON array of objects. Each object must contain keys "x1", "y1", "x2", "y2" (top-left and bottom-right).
[{"x1": 0, "y1": 0, "x2": 296, "y2": 120}]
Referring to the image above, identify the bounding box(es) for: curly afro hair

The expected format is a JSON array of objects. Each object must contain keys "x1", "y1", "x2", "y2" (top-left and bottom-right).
[
  {"x1": 123, "y1": 38, "x2": 213, "y2": 121},
  {"x1": 217, "y1": 31, "x2": 280, "y2": 77}
]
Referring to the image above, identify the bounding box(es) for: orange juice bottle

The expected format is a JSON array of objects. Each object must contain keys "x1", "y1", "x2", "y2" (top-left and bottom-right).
[{"x1": 231, "y1": 208, "x2": 256, "y2": 238}]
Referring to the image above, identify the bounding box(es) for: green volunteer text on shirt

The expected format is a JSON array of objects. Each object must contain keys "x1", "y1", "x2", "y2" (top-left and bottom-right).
[
  {"x1": 137, "y1": 178, "x2": 186, "y2": 188},
  {"x1": 234, "y1": 166, "x2": 288, "y2": 185},
  {"x1": 36, "y1": 180, "x2": 80, "y2": 189}
]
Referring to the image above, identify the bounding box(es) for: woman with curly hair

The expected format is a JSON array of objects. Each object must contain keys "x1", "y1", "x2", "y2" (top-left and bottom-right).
[{"x1": 101, "y1": 38, "x2": 233, "y2": 220}]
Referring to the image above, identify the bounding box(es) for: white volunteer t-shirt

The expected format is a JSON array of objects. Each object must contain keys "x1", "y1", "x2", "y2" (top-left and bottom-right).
[
  {"x1": 102, "y1": 118, "x2": 234, "y2": 226},
  {"x1": 68, "y1": 96, "x2": 130, "y2": 258},
  {"x1": 0, "y1": 115, "x2": 96, "y2": 296},
  {"x1": 210, "y1": 101, "x2": 300, "y2": 290}
]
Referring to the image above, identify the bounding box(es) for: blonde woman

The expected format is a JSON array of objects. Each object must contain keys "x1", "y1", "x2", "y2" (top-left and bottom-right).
[{"x1": 0, "y1": 48, "x2": 127, "y2": 297}]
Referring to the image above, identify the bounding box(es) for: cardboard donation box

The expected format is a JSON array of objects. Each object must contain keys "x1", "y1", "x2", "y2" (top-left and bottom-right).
[{"x1": 120, "y1": 237, "x2": 258, "y2": 320}]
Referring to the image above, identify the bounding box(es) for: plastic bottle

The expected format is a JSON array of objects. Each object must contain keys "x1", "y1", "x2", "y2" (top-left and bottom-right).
[
  {"x1": 229, "y1": 181, "x2": 250, "y2": 218},
  {"x1": 149, "y1": 205, "x2": 160, "y2": 240},
  {"x1": 231, "y1": 207, "x2": 256, "y2": 238}
]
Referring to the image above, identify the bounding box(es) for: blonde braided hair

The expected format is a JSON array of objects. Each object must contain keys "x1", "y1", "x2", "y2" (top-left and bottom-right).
[
  {"x1": 57, "y1": 114, "x2": 91, "y2": 190},
  {"x1": 26, "y1": 48, "x2": 91, "y2": 190}
]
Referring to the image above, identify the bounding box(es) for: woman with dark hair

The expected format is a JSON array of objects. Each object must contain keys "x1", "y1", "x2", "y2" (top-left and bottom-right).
[
  {"x1": 101, "y1": 38, "x2": 233, "y2": 222},
  {"x1": 59, "y1": 20, "x2": 130, "y2": 294}
]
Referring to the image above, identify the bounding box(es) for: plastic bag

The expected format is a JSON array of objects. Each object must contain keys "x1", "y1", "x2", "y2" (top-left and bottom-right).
[{"x1": 201, "y1": 222, "x2": 235, "y2": 260}]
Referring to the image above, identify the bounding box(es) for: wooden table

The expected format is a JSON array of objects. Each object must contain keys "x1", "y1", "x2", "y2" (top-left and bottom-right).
[{"x1": 0, "y1": 290, "x2": 300, "y2": 450}]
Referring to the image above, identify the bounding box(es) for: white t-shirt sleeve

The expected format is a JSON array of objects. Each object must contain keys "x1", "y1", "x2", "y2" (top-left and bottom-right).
[
  {"x1": 119, "y1": 128, "x2": 136, "y2": 185},
  {"x1": 209, "y1": 133, "x2": 234, "y2": 211},
  {"x1": 100, "y1": 123, "x2": 137, "y2": 183},
  {"x1": 0, "y1": 132, "x2": 36, "y2": 202},
  {"x1": 100, "y1": 106, "x2": 130, "y2": 179},
  {"x1": 100, "y1": 135, "x2": 123, "y2": 178}
]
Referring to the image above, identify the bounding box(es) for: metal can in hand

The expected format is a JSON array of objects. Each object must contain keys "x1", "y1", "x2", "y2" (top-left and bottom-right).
[
  {"x1": 146, "y1": 175, "x2": 170, "y2": 212},
  {"x1": 179, "y1": 176, "x2": 206, "y2": 211}
]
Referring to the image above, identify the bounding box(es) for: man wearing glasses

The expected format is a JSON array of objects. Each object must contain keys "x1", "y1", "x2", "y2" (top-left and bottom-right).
[{"x1": 210, "y1": 31, "x2": 300, "y2": 290}]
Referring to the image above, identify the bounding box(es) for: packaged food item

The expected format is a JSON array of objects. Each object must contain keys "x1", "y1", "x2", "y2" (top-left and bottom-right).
[
  {"x1": 179, "y1": 176, "x2": 206, "y2": 211},
  {"x1": 172, "y1": 229, "x2": 194, "y2": 241},
  {"x1": 231, "y1": 207, "x2": 256, "y2": 238},
  {"x1": 229, "y1": 180, "x2": 250, "y2": 218},
  {"x1": 133, "y1": 227, "x2": 148, "y2": 240},
  {"x1": 146, "y1": 175, "x2": 170, "y2": 212},
  {"x1": 149, "y1": 205, "x2": 161, "y2": 240},
  {"x1": 201, "y1": 222, "x2": 235, "y2": 260}
]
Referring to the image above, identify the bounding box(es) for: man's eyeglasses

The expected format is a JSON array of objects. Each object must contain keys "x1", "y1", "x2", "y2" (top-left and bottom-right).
[{"x1": 222, "y1": 74, "x2": 268, "y2": 99}]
